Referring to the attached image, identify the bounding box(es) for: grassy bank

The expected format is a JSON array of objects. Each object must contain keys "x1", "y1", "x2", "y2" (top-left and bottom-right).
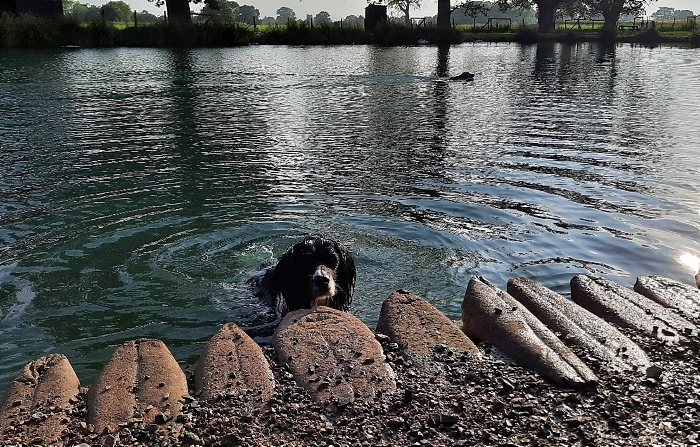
[{"x1": 0, "y1": 15, "x2": 698, "y2": 48}]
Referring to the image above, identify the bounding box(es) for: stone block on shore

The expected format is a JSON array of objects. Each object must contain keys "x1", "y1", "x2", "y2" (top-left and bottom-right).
[
  {"x1": 376, "y1": 289, "x2": 479, "y2": 356},
  {"x1": 271, "y1": 306, "x2": 396, "y2": 407},
  {"x1": 0, "y1": 353, "x2": 80, "y2": 444},
  {"x1": 634, "y1": 275, "x2": 700, "y2": 319},
  {"x1": 87, "y1": 338, "x2": 188, "y2": 434},
  {"x1": 462, "y1": 276, "x2": 597, "y2": 388},
  {"x1": 571, "y1": 274, "x2": 698, "y2": 343},
  {"x1": 194, "y1": 322, "x2": 274, "y2": 406},
  {"x1": 507, "y1": 277, "x2": 650, "y2": 373}
]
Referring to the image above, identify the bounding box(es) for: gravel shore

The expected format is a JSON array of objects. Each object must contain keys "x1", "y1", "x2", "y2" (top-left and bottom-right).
[{"x1": 39, "y1": 320, "x2": 699, "y2": 447}]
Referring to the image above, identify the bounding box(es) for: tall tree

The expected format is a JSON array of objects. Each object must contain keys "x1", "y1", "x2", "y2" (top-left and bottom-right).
[
  {"x1": 71, "y1": 2, "x2": 101, "y2": 21},
  {"x1": 275, "y1": 6, "x2": 295, "y2": 24},
  {"x1": 151, "y1": 0, "x2": 223, "y2": 26},
  {"x1": 62, "y1": 0, "x2": 75, "y2": 15},
  {"x1": 500, "y1": 0, "x2": 649, "y2": 32},
  {"x1": 200, "y1": 0, "x2": 239, "y2": 23},
  {"x1": 593, "y1": 0, "x2": 647, "y2": 30},
  {"x1": 564, "y1": 0, "x2": 649, "y2": 31},
  {"x1": 136, "y1": 9, "x2": 160, "y2": 23},
  {"x1": 650, "y1": 5, "x2": 673, "y2": 18},
  {"x1": 437, "y1": 1, "x2": 491, "y2": 28},
  {"x1": 497, "y1": 0, "x2": 573, "y2": 32},
  {"x1": 343, "y1": 14, "x2": 364, "y2": 25},
  {"x1": 437, "y1": 0, "x2": 451, "y2": 27},
  {"x1": 238, "y1": 5, "x2": 259, "y2": 24},
  {"x1": 102, "y1": 0, "x2": 132, "y2": 22},
  {"x1": 315, "y1": 11, "x2": 331, "y2": 24}
]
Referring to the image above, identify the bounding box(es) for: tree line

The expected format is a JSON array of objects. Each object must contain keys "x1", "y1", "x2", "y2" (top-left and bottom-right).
[
  {"x1": 373, "y1": 0, "x2": 675, "y2": 34},
  {"x1": 63, "y1": 0, "x2": 160, "y2": 23},
  {"x1": 63, "y1": 0, "x2": 694, "y2": 35},
  {"x1": 60, "y1": 1, "x2": 366, "y2": 26}
]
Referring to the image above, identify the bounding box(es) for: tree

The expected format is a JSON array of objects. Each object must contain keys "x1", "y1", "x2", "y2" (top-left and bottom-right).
[
  {"x1": 71, "y1": 2, "x2": 102, "y2": 21},
  {"x1": 500, "y1": 0, "x2": 649, "y2": 32},
  {"x1": 315, "y1": 11, "x2": 331, "y2": 24},
  {"x1": 238, "y1": 4, "x2": 259, "y2": 24},
  {"x1": 344, "y1": 14, "x2": 364, "y2": 25},
  {"x1": 150, "y1": 0, "x2": 223, "y2": 27},
  {"x1": 275, "y1": 6, "x2": 295, "y2": 24},
  {"x1": 437, "y1": 1, "x2": 491, "y2": 28},
  {"x1": 651, "y1": 6, "x2": 673, "y2": 19},
  {"x1": 136, "y1": 9, "x2": 160, "y2": 23},
  {"x1": 438, "y1": 0, "x2": 450, "y2": 27},
  {"x1": 497, "y1": 0, "x2": 573, "y2": 32},
  {"x1": 102, "y1": 0, "x2": 132, "y2": 22},
  {"x1": 674, "y1": 9, "x2": 694, "y2": 19},
  {"x1": 370, "y1": 0, "x2": 422, "y2": 25},
  {"x1": 199, "y1": 0, "x2": 239, "y2": 23},
  {"x1": 589, "y1": 0, "x2": 646, "y2": 31},
  {"x1": 62, "y1": 0, "x2": 75, "y2": 15},
  {"x1": 565, "y1": 0, "x2": 648, "y2": 31}
]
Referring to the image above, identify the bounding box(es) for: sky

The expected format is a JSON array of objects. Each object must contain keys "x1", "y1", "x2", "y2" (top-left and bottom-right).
[{"x1": 100, "y1": 0, "x2": 699, "y2": 20}]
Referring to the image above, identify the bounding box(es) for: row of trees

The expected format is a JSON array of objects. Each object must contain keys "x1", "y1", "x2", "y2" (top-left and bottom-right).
[
  {"x1": 373, "y1": 0, "x2": 654, "y2": 33},
  {"x1": 60, "y1": 0, "x2": 364, "y2": 26},
  {"x1": 72, "y1": 0, "x2": 671, "y2": 35},
  {"x1": 651, "y1": 7, "x2": 695, "y2": 20},
  {"x1": 259, "y1": 7, "x2": 364, "y2": 26},
  {"x1": 196, "y1": 3, "x2": 362, "y2": 26},
  {"x1": 63, "y1": 1, "x2": 160, "y2": 23}
]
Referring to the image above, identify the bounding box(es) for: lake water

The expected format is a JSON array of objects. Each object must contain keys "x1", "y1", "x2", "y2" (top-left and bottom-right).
[{"x1": 1, "y1": 42, "x2": 700, "y2": 392}]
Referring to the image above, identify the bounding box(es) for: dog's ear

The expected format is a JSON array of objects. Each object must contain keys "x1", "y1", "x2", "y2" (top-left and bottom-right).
[
  {"x1": 270, "y1": 244, "x2": 305, "y2": 310},
  {"x1": 270, "y1": 245, "x2": 295, "y2": 291},
  {"x1": 333, "y1": 241, "x2": 356, "y2": 311}
]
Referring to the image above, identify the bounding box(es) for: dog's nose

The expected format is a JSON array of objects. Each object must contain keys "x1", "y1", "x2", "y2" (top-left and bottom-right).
[{"x1": 313, "y1": 272, "x2": 330, "y2": 286}]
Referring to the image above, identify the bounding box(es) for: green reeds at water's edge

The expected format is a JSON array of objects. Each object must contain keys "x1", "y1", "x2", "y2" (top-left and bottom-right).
[
  {"x1": 0, "y1": 15, "x2": 255, "y2": 47},
  {"x1": 0, "y1": 16, "x2": 471, "y2": 48}
]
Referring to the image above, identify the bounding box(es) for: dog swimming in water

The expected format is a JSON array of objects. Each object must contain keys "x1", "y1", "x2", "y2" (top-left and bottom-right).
[{"x1": 249, "y1": 236, "x2": 356, "y2": 316}]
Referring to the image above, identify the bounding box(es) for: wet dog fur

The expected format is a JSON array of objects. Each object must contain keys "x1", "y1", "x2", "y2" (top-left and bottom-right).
[{"x1": 250, "y1": 236, "x2": 356, "y2": 316}]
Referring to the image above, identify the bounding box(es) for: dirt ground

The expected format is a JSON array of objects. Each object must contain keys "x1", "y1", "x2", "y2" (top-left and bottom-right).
[{"x1": 27, "y1": 321, "x2": 699, "y2": 447}]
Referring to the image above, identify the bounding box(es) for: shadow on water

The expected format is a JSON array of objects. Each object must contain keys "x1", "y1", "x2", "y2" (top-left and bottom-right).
[{"x1": 436, "y1": 44, "x2": 450, "y2": 78}]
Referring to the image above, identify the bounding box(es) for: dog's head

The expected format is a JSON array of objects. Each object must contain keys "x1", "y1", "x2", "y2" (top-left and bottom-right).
[{"x1": 271, "y1": 235, "x2": 356, "y2": 313}]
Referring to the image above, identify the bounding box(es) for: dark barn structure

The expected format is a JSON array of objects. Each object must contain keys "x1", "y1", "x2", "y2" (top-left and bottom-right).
[
  {"x1": 0, "y1": 0, "x2": 63, "y2": 18},
  {"x1": 364, "y1": 4, "x2": 387, "y2": 31}
]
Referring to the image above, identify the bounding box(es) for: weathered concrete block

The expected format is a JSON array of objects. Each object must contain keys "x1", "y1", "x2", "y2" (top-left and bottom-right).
[
  {"x1": 0, "y1": 354, "x2": 80, "y2": 444},
  {"x1": 271, "y1": 307, "x2": 396, "y2": 407},
  {"x1": 87, "y1": 338, "x2": 188, "y2": 433},
  {"x1": 194, "y1": 322, "x2": 274, "y2": 406},
  {"x1": 571, "y1": 274, "x2": 698, "y2": 343},
  {"x1": 508, "y1": 277, "x2": 650, "y2": 373},
  {"x1": 376, "y1": 289, "x2": 479, "y2": 356},
  {"x1": 634, "y1": 275, "x2": 700, "y2": 319},
  {"x1": 462, "y1": 276, "x2": 597, "y2": 388}
]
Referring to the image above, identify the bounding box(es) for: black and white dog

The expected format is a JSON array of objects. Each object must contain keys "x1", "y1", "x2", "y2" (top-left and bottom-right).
[{"x1": 250, "y1": 236, "x2": 356, "y2": 316}]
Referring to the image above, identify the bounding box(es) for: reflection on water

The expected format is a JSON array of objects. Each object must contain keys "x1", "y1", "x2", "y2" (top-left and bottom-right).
[{"x1": 1, "y1": 43, "x2": 700, "y2": 391}]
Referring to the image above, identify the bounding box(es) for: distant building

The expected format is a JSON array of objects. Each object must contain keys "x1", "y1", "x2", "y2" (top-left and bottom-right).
[
  {"x1": 0, "y1": 0, "x2": 63, "y2": 18},
  {"x1": 365, "y1": 4, "x2": 387, "y2": 31}
]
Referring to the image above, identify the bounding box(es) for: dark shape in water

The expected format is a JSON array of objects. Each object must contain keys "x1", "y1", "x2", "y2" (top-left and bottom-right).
[{"x1": 449, "y1": 71, "x2": 475, "y2": 81}]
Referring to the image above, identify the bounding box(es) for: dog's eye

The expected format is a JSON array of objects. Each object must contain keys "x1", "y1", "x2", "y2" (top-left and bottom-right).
[{"x1": 324, "y1": 253, "x2": 339, "y2": 269}]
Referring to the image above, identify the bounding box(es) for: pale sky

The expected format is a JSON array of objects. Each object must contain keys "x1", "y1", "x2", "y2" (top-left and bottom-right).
[{"x1": 101, "y1": 0, "x2": 699, "y2": 20}]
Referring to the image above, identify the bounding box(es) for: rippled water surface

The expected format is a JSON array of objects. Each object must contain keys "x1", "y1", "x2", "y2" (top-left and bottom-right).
[{"x1": 1, "y1": 43, "x2": 700, "y2": 391}]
